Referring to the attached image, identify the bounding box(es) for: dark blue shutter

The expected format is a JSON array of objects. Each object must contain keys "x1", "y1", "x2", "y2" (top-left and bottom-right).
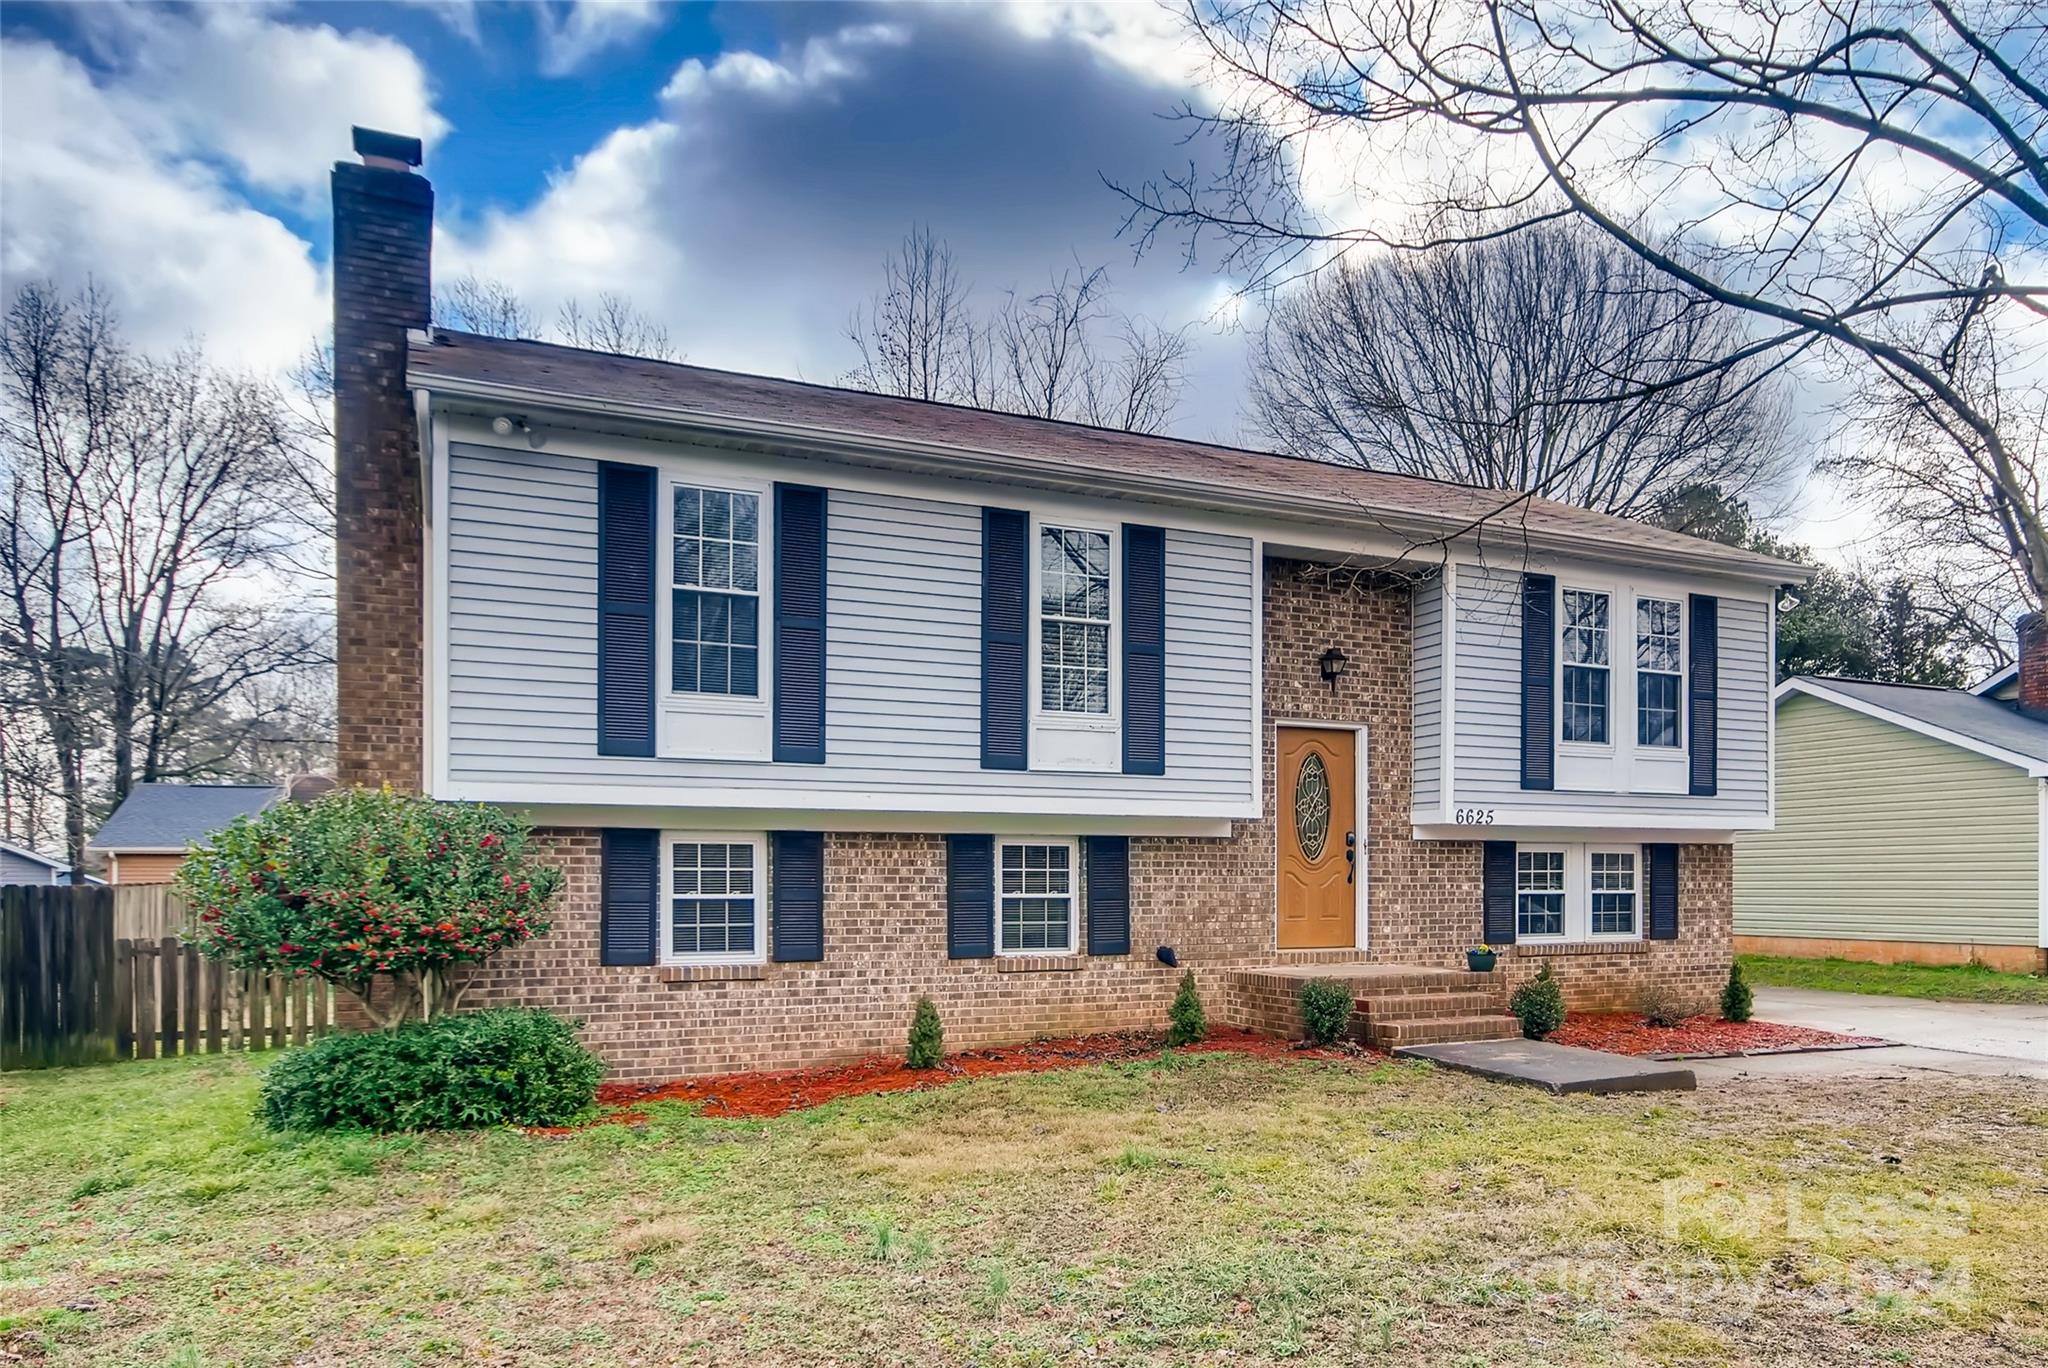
[
  {"x1": 599, "y1": 829, "x2": 659, "y2": 966},
  {"x1": 774, "y1": 485, "x2": 828, "y2": 764},
  {"x1": 1647, "y1": 843, "x2": 1680, "y2": 940},
  {"x1": 1688, "y1": 595, "x2": 1719, "y2": 796},
  {"x1": 1519, "y1": 573, "x2": 1555, "y2": 791},
  {"x1": 1121, "y1": 525, "x2": 1166, "y2": 776},
  {"x1": 597, "y1": 464, "x2": 657, "y2": 757},
  {"x1": 980, "y1": 508, "x2": 1029, "y2": 770},
  {"x1": 1084, "y1": 836, "x2": 1131, "y2": 955},
  {"x1": 770, "y1": 831, "x2": 824, "y2": 962},
  {"x1": 945, "y1": 834, "x2": 994, "y2": 959},
  {"x1": 1481, "y1": 840, "x2": 1517, "y2": 945}
]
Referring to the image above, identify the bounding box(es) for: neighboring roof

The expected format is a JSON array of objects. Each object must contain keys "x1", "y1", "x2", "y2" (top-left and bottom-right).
[
  {"x1": 1778, "y1": 676, "x2": 2048, "y2": 777},
  {"x1": 0, "y1": 839, "x2": 69, "y2": 873},
  {"x1": 1973, "y1": 665, "x2": 2018, "y2": 699},
  {"x1": 89, "y1": 783, "x2": 282, "y2": 853},
  {"x1": 410, "y1": 330, "x2": 1813, "y2": 586}
]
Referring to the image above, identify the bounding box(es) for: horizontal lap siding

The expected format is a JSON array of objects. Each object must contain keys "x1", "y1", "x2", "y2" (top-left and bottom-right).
[
  {"x1": 1451, "y1": 565, "x2": 1769, "y2": 819},
  {"x1": 1735, "y1": 695, "x2": 2039, "y2": 945},
  {"x1": 443, "y1": 446, "x2": 1255, "y2": 803}
]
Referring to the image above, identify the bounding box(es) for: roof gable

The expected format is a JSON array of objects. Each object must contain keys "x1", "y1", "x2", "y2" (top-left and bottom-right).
[
  {"x1": 89, "y1": 783, "x2": 283, "y2": 852},
  {"x1": 1777, "y1": 676, "x2": 2048, "y2": 777}
]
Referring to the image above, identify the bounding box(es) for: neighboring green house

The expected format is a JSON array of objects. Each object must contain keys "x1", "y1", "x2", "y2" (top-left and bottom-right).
[{"x1": 1735, "y1": 673, "x2": 2048, "y2": 972}]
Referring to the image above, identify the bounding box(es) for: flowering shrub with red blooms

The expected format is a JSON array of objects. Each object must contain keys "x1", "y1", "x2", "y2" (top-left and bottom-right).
[{"x1": 175, "y1": 788, "x2": 562, "y2": 1028}]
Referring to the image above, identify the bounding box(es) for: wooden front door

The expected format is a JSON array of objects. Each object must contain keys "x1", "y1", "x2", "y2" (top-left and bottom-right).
[{"x1": 1277, "y1": 727, "x2": 1357, "y2": 949}]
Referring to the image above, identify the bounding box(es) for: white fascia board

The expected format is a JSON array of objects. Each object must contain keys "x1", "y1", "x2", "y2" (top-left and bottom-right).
[
  {"x1": 504, "y1": 803, "x2": 1233, "y2": 839},
  {"x1": 1778, "y1": 678, "x2": 2048, "y2": 778},
  {"x1": 436, "y1": 779, "x2": 1255, "y2": 825},
  {"x1": 1412, "y1": 814, "x2": 1754, "y2": 840},
  {"x1": 417, "y1": 380, "x2": 1811, "y2": 587}
]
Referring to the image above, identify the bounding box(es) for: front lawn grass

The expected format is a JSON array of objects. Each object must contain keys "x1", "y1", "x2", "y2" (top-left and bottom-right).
[
  {"x1": 1740, "y1": 952, "x2": 2048, "y2": 1006},
  {"x1": 3, "y1": 1048, "x2": 2044, "y2": 1366}
]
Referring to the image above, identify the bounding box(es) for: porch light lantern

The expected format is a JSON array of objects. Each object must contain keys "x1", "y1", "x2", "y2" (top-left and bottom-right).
[{"x1": 1317, "y1": 646, "x2": 1350, "y2": 692}]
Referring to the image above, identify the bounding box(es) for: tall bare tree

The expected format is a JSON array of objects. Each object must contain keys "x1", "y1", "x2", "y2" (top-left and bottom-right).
[
  {"x1": 557, "y1": 293, "x2": 678, "y2": 361},
  {"x1": 843, "y1": 229, "x2": 1191, "y2": 433},
  {"x1": 1, "y1": 283, "x2": 329, "y2": 866},
  {"x1": 1122, "y1": 1, "x2": 2046, "y2": 611},
  {"x1": 1253, "y1": 219, "x2": 1792, "y2": 515},
  {"x1": 436, "y1": 273, "x2": 679, "y2": 360}
]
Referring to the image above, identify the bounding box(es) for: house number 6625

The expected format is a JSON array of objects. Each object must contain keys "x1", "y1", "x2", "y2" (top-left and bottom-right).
[{"x1": 1454, "y1": 808, "x2": 1496, "y2": 825}]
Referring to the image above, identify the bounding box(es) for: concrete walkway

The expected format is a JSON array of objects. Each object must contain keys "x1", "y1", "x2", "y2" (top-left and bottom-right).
[
  {"x1": 1754, "y1": 986, "x2": 2047, "y2": 1061},
  {"x1": 1681, "y1": 987, "x2": 2048, "y2": 1084},
  {"x1": 1397, "y1": 1039, "x2": 1695, "y2": 1094}
]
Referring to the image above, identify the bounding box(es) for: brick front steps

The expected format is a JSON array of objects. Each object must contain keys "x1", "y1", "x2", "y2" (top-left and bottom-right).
[{"x1": 1229, "y1": 964, "x2": 1522, "y2": 1048}]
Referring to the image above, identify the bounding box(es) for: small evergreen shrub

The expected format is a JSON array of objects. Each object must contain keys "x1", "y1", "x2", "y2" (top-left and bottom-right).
[
  {"x1": 1509, "y1": 963, "x2": 1566, "y2": 1041},
  {"x1": 1720, "y1": 961, "x2": 1754, "y2": 1022},
  {"x1": 1639, "y1": 983, "x2": 1694, "y2": 1029},
  {"x1": 259, "y1": 1008, "x2": 601, "y2": 1132},
  {"x1": 906, "y1": 995, "x2": 944, "y2": 1069},
  {"x1": 1297, "y1": 978, "x2": 1354, "y2": 1045},
  {"x1": 1166, "y1": 970, "x2": 1207, "y2": 1046}
]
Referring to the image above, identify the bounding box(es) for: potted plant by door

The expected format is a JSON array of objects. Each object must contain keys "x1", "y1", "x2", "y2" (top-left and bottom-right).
[{"x1": 1466, "y1": 944, "x2": 1498, "y2": 972}]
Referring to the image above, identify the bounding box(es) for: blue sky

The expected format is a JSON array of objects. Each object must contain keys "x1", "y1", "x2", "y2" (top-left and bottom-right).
[{"x1": 0, "y1": 1, "x2": 1259, "y2": 440}]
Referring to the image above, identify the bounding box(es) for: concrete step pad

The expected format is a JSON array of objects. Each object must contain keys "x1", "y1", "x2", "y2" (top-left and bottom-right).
[
  {"x1": 1367, "y1": 1014, "x2": 1523, "y2": 1048},
  {"x1": 1360, "y1": 991, "x2": 1504, "y2": 1021},
  {"x1": 1397, "y1": 1039, "x2": 1696, "y2": 1094}
]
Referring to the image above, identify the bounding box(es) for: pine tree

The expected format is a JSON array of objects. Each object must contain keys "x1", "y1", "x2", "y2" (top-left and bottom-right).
[
  {"x1": 1166, "y1": 970, "x2": 1207, "y2": 1046},
  {"x1": 906, "y1": 995, "x2": 945, "y2": 1069}
]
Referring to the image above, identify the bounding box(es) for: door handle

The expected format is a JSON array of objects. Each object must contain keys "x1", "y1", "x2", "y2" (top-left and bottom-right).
[{"x1": 1344, "y1": 830, "x2": 1356, "y2": 884}]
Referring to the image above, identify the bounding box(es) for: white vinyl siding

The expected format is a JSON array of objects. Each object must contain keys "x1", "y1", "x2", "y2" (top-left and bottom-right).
[
  {"x1": 1411, "y1": 574, "x2": 1444, "y2": 816},
  {"x1": 1449, "y1": 563, "x2": 1771, "y2": 820},
  {"x1": 441, "y1": 443, "x2": 1256, "y2": 810},
  {"x1": 1736, "y1": 694, "x2": 2040, "y2": 947}
]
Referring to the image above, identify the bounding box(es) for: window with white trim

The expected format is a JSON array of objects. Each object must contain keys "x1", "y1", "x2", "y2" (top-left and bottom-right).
[
  {"x1": 1515, "y1": 848, "x2": 1566, "y2": 939},
  {"x1": 1560, "y1": 589, "x2": 1611, "y2": 744},
  {"x1": 664, "y1": 836, "x2": 765, "y2": 963},
  {"x1": 1589, "y1": 849, "x2": 1639, "y2": 936},
  {"x1": 996, "y1": 839, "x2": 1078, "y2": 954},
  {"x1": 672, "y1": 485, "x2": 761, "y2": 698},
  {"x1": 1038, "y1": 526, "x2": 1111, "y2": 715},
  {"x1": 1511, "y1": 843, "x2": 1645, "y2": 943},
  {"x1": 1635, "y1": 597, "x2": 1682, "y2": 748}
]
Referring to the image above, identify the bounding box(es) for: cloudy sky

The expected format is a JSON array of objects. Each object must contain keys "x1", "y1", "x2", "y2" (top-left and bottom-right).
[
  {"x1": 0, "y1": 1, "x2": 1268, "y2": 436},
  {"x1": 1, "y1": 0, "x2": 1874, "y2": 554}
]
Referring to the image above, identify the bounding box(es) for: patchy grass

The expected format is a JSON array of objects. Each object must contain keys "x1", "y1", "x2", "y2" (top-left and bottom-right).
[
  {"x1": 2, "y1": 1050, "x2": 2045, "y2": 1365},
  {"x1": 1740, "y1": 953, "x2": 2048, "y2": 1006}
]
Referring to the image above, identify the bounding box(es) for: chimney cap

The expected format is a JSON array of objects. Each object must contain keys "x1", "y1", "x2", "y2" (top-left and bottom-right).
[{"x1": 352, "y1": 126, "x2": 423, "y2": 169}]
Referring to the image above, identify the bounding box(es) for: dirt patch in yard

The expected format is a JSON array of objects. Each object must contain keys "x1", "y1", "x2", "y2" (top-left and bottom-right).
[
  {"x1": 551, "y1": 1027, "x2": 1373, "y2": 1127},
  {"x1": 1553, "y1": 1011, "x2": 1886, "y2": 1058}
]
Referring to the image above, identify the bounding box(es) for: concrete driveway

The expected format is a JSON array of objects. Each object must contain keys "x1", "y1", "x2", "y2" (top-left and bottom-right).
[{"x1": 1692, "y1": 986, "x2": 2048, "y2": 1084}]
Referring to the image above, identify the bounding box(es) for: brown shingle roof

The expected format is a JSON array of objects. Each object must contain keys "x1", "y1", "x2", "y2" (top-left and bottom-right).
[{"x1": 410, "y1": 329, "x2": 1809, "y2": 582}]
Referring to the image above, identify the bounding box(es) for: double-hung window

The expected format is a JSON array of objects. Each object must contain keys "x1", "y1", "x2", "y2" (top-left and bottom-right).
[
  {"x1": 996, "y1": 839, "x2": 1078, "y2": 954},
  {"x1": 1589, "y1": 849, "x2": 1639, "y2": 936},
  {"x1": 1635, "y1": 597, "x2": 1682, "y2": 748},
  {"x1": 672, "y1": 485, "x2": 760, "y2": 698},
  {"x1": 1039, "y1": 526, "x2": 1111, "y2": 716},
  {"x1": 1560, "y1": 589, "x2": 1611, "y2": 744},
  {"x1": 665, "y1": 835, "x2": 765, "y2": 963},
  {"x1": 1515, "y1": 849, "x2": 1566, "y2": 939}
]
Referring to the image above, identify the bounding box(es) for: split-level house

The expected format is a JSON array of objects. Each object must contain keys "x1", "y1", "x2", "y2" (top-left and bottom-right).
[{"x1": 331, "y1": 130, "x2": 1810, "y2": 1079}]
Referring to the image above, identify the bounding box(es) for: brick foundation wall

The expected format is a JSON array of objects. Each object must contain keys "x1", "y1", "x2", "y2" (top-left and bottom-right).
[
  {"x1": 332, "y1": 159, "x2": 430, "y2": 791},
  {"x1": 409, "y1": 562, "x2": 1732, "y2": 1079}
]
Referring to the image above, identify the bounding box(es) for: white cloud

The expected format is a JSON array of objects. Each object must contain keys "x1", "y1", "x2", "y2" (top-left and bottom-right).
[
  {"x1": 535, "y1": 1, "x2": 665, "y2": 77},
  {"x1": 0, "y1": 38, "x2": 329, "y2": 368}
]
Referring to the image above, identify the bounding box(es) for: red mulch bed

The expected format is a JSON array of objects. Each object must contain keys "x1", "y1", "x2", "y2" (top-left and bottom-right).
[
  {"x1": 1551, "y1": 1012, "x2": 1886, "y2": 1058},
  {"x1": 532, "y1": 1028, "x2": 1373, "y2": 1133}
]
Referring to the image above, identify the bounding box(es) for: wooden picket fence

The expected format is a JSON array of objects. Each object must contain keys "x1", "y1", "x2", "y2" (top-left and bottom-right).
[{"x1": 1, "y1": 884, "x2": 334, "y2": 1070}]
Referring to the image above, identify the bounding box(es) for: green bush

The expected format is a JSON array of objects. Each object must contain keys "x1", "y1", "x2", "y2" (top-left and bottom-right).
[
  {"x1": 177, "y1": 788, "x2": 562, "y2": 1029},
  {"x1": 1720, "y1": 961, "x2": 1754, "y2": 1023},
  {"x1": 906, "y1": 995, "x2": 944, "y2": 1069},
  {"x1": 259, "y1": 1008, "x2": 601, "y2": 1133},
  {"x1": 1297, "y1": 978, "x2": 1354, "y2": 1045},
  {"x1": 1509, "y1": 963, "x2": 1566, "y2": 1041},
  {"x1": 1166, "y1": 970, "x2": 1207, "y2": 1046}
]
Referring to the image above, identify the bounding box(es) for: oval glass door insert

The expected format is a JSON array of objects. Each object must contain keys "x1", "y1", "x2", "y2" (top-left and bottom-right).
[{"x1": 1294, "y1": 751, "x2": 1331, "y2": 860}]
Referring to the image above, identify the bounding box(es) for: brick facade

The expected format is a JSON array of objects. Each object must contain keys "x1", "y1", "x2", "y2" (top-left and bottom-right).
[
  {"x1": 2018, "y1": 611, "x2": 2047, "y2": 714},
  {"x1": 436, "y1": 563, "x2": 1733, "y2": 1081},
  {"x1": 332, "y1": 159, "x2": 431, "y2": 791}
]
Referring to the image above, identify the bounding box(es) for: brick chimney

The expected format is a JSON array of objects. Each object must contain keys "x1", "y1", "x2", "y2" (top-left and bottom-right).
[
  {"x1": 2018, "y1": 611, "x2": 2048, "y2": 715},
  {"x1": 332, "y1": 127, "x2": 431, "y2": 789}
]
